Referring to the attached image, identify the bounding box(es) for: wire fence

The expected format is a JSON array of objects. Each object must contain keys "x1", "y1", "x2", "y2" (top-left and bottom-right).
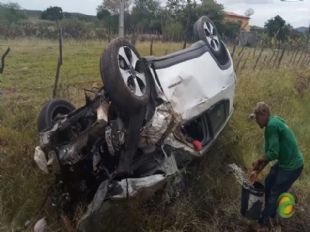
[
  {"x1": 1, "y1": 35, "x2": 309, "y2": 76},
  {"x1": 230, "y1": 44, "x2": 310, "y2": 73}
]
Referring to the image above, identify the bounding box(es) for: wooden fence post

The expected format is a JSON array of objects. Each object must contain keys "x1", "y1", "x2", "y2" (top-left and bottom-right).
[
  {"x1": 262, "y1": 55, "x2": 268, "y2": 66},
  {"x1": 300, "y1": 53, "x2": 308, "y2": 67},
  {"x1": 305, "y1": 55, "x2": 310, "y2": 66},
  {"x1": 240, "y1": 49, "x2": 252, "y2": 72},
  {"x1": 183, "y1": 35, "x2": 187, "y2": 49},
  {"x1": 296, "y1": 50, "x2": 304, "y2": 65},
  {"x1": 306, "y1": 55, "x2": 310, "y2": 66},
  {"x1": 131, "y1": 31, "x2": 137, "y2": 46},
  {"x1": 253, "y1": 47, "x2": 264, "y2": 70},
  {"x1": 0, "y1": 47, "x2": 10, "y2": 74},
  {"x1": 237, "y1": 46, "x2": 245, "y2": 57},
  {"x1": 267, "y1": 49, "x2": 276, "y2": 68},
  {"x1": 253, "y1": 45, "x2": 257, "y2": 58},
  {"x1": 53, "y1": 26, "x2": 63, "y2": 98},
  {"x1": 150, "y1": 37, "x2": 154, "y2": 55},
  {"x1": 231, "y1": 44, "x2": 237, "y2": 59},
  {"x1": 288, "y1": 48, "x2": 297, "y2": 65},
  {"x1": 272, "y1": 49, "x2": 280, "y2": 67},
  {"x1": 277, "y1": 48, "x2": 286, "y2": 69},
  {"x1": 235, "y1": 48, "x2": 246, "y2": 72},
  {"x1": 288, "y1": 49, "x2": 295, "y2": 66},
  {"x1": 292, "y1": 49, "x2": 300, "y2": 64}
]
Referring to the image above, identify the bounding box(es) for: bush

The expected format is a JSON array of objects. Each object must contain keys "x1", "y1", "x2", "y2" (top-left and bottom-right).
[
  {"x1": 162, "y1": 20, "x2": 184, "y2": 41},
  {"x1": 41, "y1": 6, "x2": 63, "y2": 21}
]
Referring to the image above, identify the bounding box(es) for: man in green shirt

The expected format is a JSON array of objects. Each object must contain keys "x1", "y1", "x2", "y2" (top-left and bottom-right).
[{"x1": 249, "y1": 102, "x2": 304, "y2": 230}]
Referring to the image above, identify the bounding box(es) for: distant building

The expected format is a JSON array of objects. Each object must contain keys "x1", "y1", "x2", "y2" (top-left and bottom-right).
[
  {"x1": 223, "y1": 11, "x2": 257, "y2": 46},
  {"x1": 224, "y1": 11, "x2": 250, "y2": 32}
]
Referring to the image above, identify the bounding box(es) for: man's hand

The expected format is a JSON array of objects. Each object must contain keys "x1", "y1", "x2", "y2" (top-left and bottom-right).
[
  {"x1": 249, "y1": 170, "x2": 258, "y2": 184},
  {"x1": 252, "y1": 158, "x2": 268, "y2": 172},
  {"x1": 249, "y1": 158, "x2": 269, "y2": 185}
]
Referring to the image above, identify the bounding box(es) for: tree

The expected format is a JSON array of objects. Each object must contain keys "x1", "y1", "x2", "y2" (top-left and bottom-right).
[
  {"x1": 199, "y1": 0, "x2": 224, "y2": 27},
  {"x1": 161, "y1": 0, "x2": 225, "y2": 41},
  {"x1": 0, "y1": 2, "x2": 26, "y2": 24},
  {"x1": 97, "y1": 5, "x2": 111, "y2": 20},
  {"x1": 98, "y1": 0, "x2": 131, "y2": 15},
  {"x1": 264, "y1": 15, "x2": 291, "y2": 42},
  {"x1": 177, "y1": 0, "x2": 225, "y2": 40},
  {"x1": 41, "y1": 6, "x2": 63, "y2": 21},
  {"x1": 181, "y1": 0, "x2": 197, "y2": 40},
  {"x1": 131, "y1": 0, "x2": 162, "y2": 32},
  {"x1": 166, "y1": 0, "x2": 185, "y2": 16},
  {"x1": 97, "y1": 4, "x2": 118, "y2": 35},
  {"x1": 162, "y1": 20, "x2": 184, "y2": 40},
  {"x1": 222, "y1": 21, "x2": 241, "y2": 40}
]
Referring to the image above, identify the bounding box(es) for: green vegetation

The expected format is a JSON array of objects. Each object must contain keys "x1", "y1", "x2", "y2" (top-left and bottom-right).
[
  {"x1": 0, "y1": 2, "x2": 26, "y2": 24},
  {"x1": 97, "y1": 0, "x2": 234, "y2": 40},
  {"x1": 0, "y1": 0, "x2": 242, "y2": 41},
  {"x1": 264, "y1": 15, "x2": 292, "y2": 42},
  {"x1": 1, "y1": 0, "x2": 309, "y2": 49},
  {"x1": 41, "y1": 6, "x2": 64, "y2": 21},
  {"x1": 0, "y1": 39, "x2": 309, "y2": 231}
]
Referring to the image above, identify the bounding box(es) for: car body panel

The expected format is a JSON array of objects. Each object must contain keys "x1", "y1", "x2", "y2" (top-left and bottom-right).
[{"x1": 154, "y1": 48, "x2": 235, "y2": 122}]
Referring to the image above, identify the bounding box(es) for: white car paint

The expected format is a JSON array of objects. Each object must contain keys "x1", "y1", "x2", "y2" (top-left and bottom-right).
[{"x1": 154, "y1": 48, "x2": 235, "y2": 122}]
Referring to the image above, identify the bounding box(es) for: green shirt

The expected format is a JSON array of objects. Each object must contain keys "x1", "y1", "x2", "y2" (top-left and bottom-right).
[{"x1": 264, "y1": 116, "x2": 304, "y2": 171}]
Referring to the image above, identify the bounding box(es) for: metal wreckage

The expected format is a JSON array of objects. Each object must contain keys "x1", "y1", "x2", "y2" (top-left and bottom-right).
[{"x1": 34, "y1": 16, "x2": 236, "y2": 231}]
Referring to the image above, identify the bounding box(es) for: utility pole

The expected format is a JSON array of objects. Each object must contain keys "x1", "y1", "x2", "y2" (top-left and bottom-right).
[{"x1": 119, "y1": 0, "x2": 125, "y2": 37}]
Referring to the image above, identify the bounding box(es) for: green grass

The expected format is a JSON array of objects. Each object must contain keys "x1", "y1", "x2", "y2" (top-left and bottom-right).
[{"x1": 0, "y1": 39, "x2": 309, "y2": 231}]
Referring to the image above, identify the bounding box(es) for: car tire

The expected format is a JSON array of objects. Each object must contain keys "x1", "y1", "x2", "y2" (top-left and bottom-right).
[
  {"x1": 194, "y1": 16, "x2": 224, "y2": 58},
  {"x1": 100, "y1": 38, "x2": 150, "y2": 114},
  {"x1": 37, "y1": 98, "x2": 75, "y2": 132}
]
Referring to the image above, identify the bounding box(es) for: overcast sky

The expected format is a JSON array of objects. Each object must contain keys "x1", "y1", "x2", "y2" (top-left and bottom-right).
[
  {"x1": 1, "y1": 0, "x2": 309, "y2": 27},
  {"x1": 217, "y1": 0, "x2": 310, "y2": 28}
]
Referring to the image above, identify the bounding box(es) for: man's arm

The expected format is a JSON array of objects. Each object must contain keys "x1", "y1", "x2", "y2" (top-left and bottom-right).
[
  {"x1": 249, "y1": 125, "x2": 279, "y2": 184},
  {"x1": 249, "y1": 157, "x2": 269, "y2": 184}
]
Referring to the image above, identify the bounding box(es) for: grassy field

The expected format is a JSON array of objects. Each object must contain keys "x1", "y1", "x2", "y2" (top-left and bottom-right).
[{"x1": 0, "y1": 39, "x2": 309, "y2": 231}]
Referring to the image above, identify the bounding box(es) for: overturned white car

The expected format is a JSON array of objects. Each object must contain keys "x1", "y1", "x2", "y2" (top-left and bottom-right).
[{"x1": 34, "y1": 16, "x2": 236, "y2": 231}]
